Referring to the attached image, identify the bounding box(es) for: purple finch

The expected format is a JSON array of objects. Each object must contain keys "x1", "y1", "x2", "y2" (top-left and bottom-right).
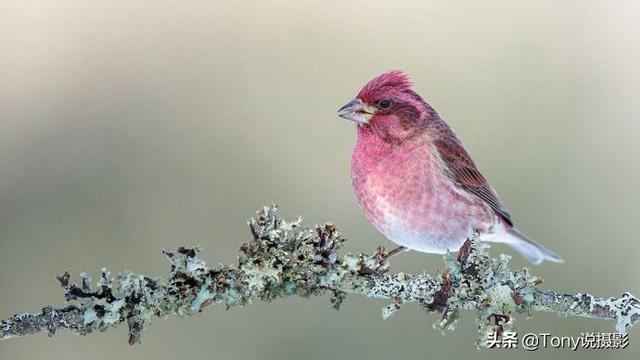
[{"x1": 338, "y1": 71, "x2": 562, "y2": 264}]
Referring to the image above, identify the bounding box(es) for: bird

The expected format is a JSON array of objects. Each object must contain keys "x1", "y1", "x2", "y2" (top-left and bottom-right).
[{"x1": 337, "y1": 70, "x2": 563, "y2": 264}]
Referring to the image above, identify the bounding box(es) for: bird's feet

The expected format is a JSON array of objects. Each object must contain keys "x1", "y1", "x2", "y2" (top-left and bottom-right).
[{"x1": 372, "y1": 245, "x2": 408, "y2": 267}]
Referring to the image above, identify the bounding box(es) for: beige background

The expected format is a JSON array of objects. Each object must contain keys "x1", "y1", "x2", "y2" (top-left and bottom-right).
[{"x1": 1, "y1": 1, "x2": 639, "y2": 359}]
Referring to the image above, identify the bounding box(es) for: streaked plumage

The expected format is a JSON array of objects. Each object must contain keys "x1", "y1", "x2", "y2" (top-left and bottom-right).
[{"x1": 338, "y1": 71, "x2": 562, "y2": 264}]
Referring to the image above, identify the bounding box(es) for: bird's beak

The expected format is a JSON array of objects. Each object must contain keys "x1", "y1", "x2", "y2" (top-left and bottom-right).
[{"x1": 337, "y1": 98, "x2": 373, "y2": 124}]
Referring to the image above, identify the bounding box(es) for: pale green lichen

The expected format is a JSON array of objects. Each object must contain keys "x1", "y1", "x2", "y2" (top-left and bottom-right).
[
  {"x1": 83, "y1": 309, "x2": 97, "y2": 326},
  {"x1": 190, "y1": 279, "x2": 214, "y2": 311},
  {"x1": 1, "y1": 205, "x2": 638, "y2": 346}
]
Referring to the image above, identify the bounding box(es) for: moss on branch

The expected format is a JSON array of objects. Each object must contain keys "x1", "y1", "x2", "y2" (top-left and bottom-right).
[{"x1": 1, "y1": 205, "x2": 638, "y2": 346}]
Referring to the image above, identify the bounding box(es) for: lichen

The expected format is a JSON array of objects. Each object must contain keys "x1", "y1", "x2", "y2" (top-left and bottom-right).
[{"x1": 1, "y1": 205, "x2": 637, "y2": 347}]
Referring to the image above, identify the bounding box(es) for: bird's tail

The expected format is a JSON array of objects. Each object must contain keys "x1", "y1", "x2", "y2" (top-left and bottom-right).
[{"x1": 488, "y1": 226, "x2": 564, "y2": 265}]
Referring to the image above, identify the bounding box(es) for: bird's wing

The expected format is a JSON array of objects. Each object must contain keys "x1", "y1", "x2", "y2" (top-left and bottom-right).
[{"x1": 429, "y1": 120, "x2": 513, "y2": 226}]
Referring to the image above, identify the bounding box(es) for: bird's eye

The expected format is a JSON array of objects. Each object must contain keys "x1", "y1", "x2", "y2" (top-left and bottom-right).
[{"x1": 378, "y1": 100, "x2": 391, "y2": 109}]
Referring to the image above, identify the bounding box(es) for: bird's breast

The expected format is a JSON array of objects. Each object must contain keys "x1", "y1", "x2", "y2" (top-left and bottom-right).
[{"x1": 350, "y1": 137, "x2": 490, "y2": 253}]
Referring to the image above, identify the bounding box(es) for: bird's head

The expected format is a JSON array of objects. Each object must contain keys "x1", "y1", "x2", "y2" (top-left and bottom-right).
[{"x1": 337, "y1": 71, "x2": 436, "y2": 142}]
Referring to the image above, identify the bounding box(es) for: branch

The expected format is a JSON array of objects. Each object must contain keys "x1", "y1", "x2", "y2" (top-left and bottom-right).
[{"x1": 1, "y1": 205, "x2": 638, "y2": 346}]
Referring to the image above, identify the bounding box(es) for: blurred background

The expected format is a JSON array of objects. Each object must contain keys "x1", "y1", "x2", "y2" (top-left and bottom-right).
[{"x1": 1, "y1": 0, "x2": 639, "y2": 359}]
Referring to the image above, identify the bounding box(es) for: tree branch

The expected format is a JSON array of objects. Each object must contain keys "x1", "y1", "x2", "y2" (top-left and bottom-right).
[{"x1": 1, "y1": 205, "x2": 638, "y2": 346}]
